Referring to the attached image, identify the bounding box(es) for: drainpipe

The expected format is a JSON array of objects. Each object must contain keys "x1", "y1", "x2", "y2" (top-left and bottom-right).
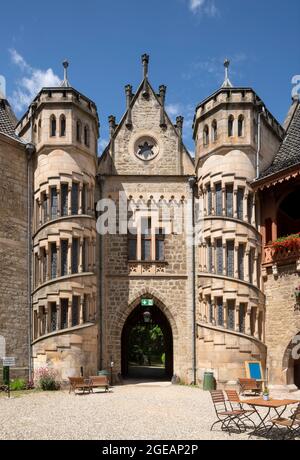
[
  {"x1": 26, "y1": 103, "x2": 37, "y2": 380},
  {"x1": 256, "y1": 106, "x2": 265, "y2": 180},
  {"x1": 188, "y1": 176, "x2": 197, "y2": 385}
]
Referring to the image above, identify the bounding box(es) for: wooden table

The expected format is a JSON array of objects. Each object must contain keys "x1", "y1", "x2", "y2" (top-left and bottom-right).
[{"x1": 243, "y1": 398, "x2": 299, "y2": 436}]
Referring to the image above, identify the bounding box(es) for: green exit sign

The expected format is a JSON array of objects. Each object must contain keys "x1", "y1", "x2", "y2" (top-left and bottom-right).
[{"x1": 141, "y1": 299, "x2": 154, "y2": 307}]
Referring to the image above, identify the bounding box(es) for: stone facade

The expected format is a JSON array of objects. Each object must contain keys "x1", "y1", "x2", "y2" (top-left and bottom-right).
[
  {"x1": 0, "y1": 57, "x2": 299, "y2": 389},
  {"x1": 0, "y1": 133, "x2": 29, "y2": 379}
]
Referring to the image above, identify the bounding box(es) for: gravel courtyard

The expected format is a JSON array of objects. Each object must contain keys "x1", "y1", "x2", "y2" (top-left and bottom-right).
[{"x1": 0, "y1": 382, "x2": 299, "y2": 440}]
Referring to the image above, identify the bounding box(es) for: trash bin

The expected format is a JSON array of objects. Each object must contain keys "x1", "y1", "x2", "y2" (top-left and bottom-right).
[{"x1": 203, "y1": 371, "x2": 215, "y2": 391}]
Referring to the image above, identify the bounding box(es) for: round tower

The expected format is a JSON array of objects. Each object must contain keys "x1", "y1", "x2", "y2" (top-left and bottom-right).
[
  {"x1": 16, "y1": 63, "x2": 99, "y2": 381},
  {"x1": 193, "y1": 61, "x2": 284, "y2": 384}
]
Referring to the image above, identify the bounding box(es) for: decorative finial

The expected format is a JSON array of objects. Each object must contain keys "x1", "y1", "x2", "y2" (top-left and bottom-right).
[
  {"x1": 142, "y1": 54, "x2": 149, "y2": 79},
  {"x1": 222, "y1": 58, "x2": 233, "y2": 88},
  {"x1": 142, "y1": 54, "x2": 150, "y2": 98},
  {"x1": 61, "y1": 60, "x2": 70, "y2": 88}
]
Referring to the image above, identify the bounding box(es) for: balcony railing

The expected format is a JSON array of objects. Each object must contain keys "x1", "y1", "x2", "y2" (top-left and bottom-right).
[{"x1": 263, "y1": 243, "x2": 300, "y2": 266}]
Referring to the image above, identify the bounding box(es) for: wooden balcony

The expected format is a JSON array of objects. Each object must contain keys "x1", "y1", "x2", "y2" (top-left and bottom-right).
[{"x1": 263, "y1": 243, "x2": 300, "y2": 267}]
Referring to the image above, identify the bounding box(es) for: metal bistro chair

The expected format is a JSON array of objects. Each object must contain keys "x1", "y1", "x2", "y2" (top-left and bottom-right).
[
  {"x1": 225, "y1": 390, "x2": 256, "y2": 429},
  {"x1": 269, "y1": 403, "x2": 300, "y2": 439},
  {"x1": 210, "y1": 390, "x2": 246, "y2": 434}
]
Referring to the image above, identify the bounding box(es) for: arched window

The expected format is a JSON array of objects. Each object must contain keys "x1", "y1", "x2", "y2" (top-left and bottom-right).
[
  {"x1": 76, "y1": 120, "x2": 82, "y2": 142},
  {"x1": 238, "y1": 115, "x2": 244, "y2": 137},
  {"x1": 50, "y1": 115, "x2": 56, "y2": 137},
  {"x1": 60, "y1": 115, "x2": 66, "y2": 137},
  {"x1": 228, "y1": 115, "x2": 234, "y2": 137},
  {"x1": 203, "y1": 125, "x2": 209, "y2": 146},
  {"x1": 212, "y1": 120, "x2": 217, "y2": 142},
  {"x1": 38, "y1": 119, "x2": 42, "y2": 143},
  {"x1": 84, "y1": 125, "x2": 90, "y2": 147}
]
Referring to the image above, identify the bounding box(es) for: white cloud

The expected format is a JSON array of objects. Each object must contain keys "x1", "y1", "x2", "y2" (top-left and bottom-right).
[
  {"x1": 188, "y1": 0, "x2": 218, "y2": 17},
  {"x1": 9, "y1": 49, "x2": 60, "y2": 112},
  {"x1": 166, "y1": 103, "x2": 182, "y2": 117},
  {"x1": 98, "y1": 138, "x2": 109, "y2": 152}
]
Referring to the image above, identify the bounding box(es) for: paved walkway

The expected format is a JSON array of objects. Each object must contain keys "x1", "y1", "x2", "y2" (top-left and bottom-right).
[{"x1": 0, "y1": 382, "x2": 299, "y2": 440}]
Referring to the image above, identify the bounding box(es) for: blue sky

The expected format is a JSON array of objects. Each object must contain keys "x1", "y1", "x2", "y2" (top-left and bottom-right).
[{"x1": 0, "y1": 0, "x2": 299, "y2": 153}]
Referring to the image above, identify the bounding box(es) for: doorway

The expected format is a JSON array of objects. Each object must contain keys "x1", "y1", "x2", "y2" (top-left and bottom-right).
[{"x1": 121, "y1": 303, "x2": 173, "y2": 380}]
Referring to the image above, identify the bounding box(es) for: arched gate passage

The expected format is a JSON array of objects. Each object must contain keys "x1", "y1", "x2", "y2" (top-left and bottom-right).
[{"x1": 121, "y1": 303, "x2": 173, "y2": 380}]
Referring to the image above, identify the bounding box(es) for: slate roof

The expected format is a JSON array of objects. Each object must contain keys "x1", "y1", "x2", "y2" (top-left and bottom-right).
[
  {"x1": 260, "y1": 99, "x2": 300, "y2": 179},
  {"x1": 0, "y1": 98, "x2": 21, "y2": 141}
]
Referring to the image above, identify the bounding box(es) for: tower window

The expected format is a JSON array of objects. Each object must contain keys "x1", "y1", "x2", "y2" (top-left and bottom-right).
[
  {"x1": 50, "y1": 303, "x2": 57, "y2": 332},
  {"x1": 227, "y1": 300, "x2": 235, "y2": 330},
  {"x1": 207, "y1": 184, "x2": 212, "y2": 215},
  {"x1": 217, "y1": 297, "x2": 224, "y2": 327},
  {"x1": 238, "y1": 244, "x2": 245, "y2": 280},
  {"x1": 225, "y1": 184, "x2": 233, "y2": 218},
  {"x1": 239, "y1": 304, "x2": 246, "y2": 333},
  {"x1": 237, "y1": 187, "x2": 244, "y2": 220},
  {"x1": 50, "y1": 115, "x2": 56, "y2": 137},
  {"x1": 207, "y1": 239, "x2": 213, "y2": 273},
  {"x1": 61, "y1": 239, "x2": 68, "y2": 277},
  {"x1": 226, "y1": 240, "x2": 234, "y2": 278},
  {"x1": 50, "y1": 243, "x2": 57, "y2": 279},
  {"x1": 203, "y1": 125, "x2": 209, "y2": 146},
  {"x1": 76, "y1": 120, "x2": 82, "y2": 142},
  {"x1": 61, "y1": 183, "x2": 68, "y2": 216},
  {"x1": 238, "y1": 115, "x2": 244, "y2": 137},
  {"x1": 216, "y1": 238, "x2": 223, "y2": 276},
  {"x1": 72, "y1": 296, "x2": 79, "y2": 327},
  {"x1": 215, "y1": 183, "x2": 222, "y2": 216},
  {"x1": 50, "y1": 187, "x2": 57, "y2": 220},
  {"x1": 84, "y1": 125, "x2": 90, "y2": 147},
  {"x1": 60, "y1": 115, "x2": 66, "y2": 137},
  {"x1": 61, "y1": 299, "x2": 68, "y2": 330},
  {"x1": 71, "y1": 238, "x2": 79, "y2": 274},
  {"x1": 71, "y1": 182, "x2": 79, "y2": 215},
  {"x1": 212, "y1": 120, "x2": 217, "y2": 142},
  {"x1": 228, "y1": 115, "x2": 234, "y2": 137}
]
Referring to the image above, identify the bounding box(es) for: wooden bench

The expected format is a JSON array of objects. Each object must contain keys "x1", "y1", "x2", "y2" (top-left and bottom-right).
[
  {"x1": 238, "y1": 378, "x2": 262, "y2": 397},
  {"x1": 69, "y1": 377, "x2": 92, "y2": 395},
  {"x1": 89, "y1": 376, "x2": 109, "y2": 393}
]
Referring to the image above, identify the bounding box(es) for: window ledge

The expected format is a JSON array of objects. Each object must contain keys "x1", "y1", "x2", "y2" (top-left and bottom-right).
[
  {"x1": 32, "y1": 272, "x2": 95, "y2": 296},
  {"x1": 128, "y1": 260, "x2": 168, "y2": 264},
  {"x1": 32, "y1": 321, "x2": 96, "y2": 345},
  {"x1": 33, "y1": 214, "x2": 95, "y2": 238}
]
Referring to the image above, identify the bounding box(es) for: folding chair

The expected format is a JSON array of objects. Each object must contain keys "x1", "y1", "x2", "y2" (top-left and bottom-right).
[{"x1": 210, "y1": 390, "x2": 246, "y2": 434}]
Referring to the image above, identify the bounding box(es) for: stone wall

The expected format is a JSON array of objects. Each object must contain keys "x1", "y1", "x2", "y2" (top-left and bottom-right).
[
  {"x1": 32, "y1": 324, "x2": 98, "y2": 382},
  {"x1": 197, "y1": 324, "x2": 266, "y2": 385},
  {"x1": 264, "y1": 263, "x2": 300, "y2": 388},
  {"x1": 0, "y1": 135, "x2": 29, "y2": 379}
]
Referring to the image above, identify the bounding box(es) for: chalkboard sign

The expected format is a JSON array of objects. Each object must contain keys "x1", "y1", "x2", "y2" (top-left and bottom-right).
[{"x1": 245, "y1": 361, "x2": 263, "y2": 380}]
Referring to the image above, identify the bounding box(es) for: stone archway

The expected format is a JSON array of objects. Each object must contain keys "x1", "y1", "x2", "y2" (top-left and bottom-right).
[
  {"x1": 120, "y1": 295, "x2": 175, "y2": 380},
  {"x1": 282, "y1": 333, "x2": 300, "y2": 388}
]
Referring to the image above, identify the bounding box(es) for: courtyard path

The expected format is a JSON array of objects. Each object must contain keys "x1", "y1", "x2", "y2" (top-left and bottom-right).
[{"x1": 0, "y1": 382, "x2": 299, "y2": 440}]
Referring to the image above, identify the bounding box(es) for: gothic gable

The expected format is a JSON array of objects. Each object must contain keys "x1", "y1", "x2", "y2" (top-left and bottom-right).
[{"x1": 99, "y1": 77, "x2": 194, "y2": 177}]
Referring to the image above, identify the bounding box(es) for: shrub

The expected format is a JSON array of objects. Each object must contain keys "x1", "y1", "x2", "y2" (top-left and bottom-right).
[
  {"x1": 26, "y1": 380, "x2": 35, "y2": 390},
  {"x1": 35, "y1": 367, "x2": 60, "y2": 391},
  {"x1": 10, "y1": 378, "x2": 26, "y2": 391}
]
